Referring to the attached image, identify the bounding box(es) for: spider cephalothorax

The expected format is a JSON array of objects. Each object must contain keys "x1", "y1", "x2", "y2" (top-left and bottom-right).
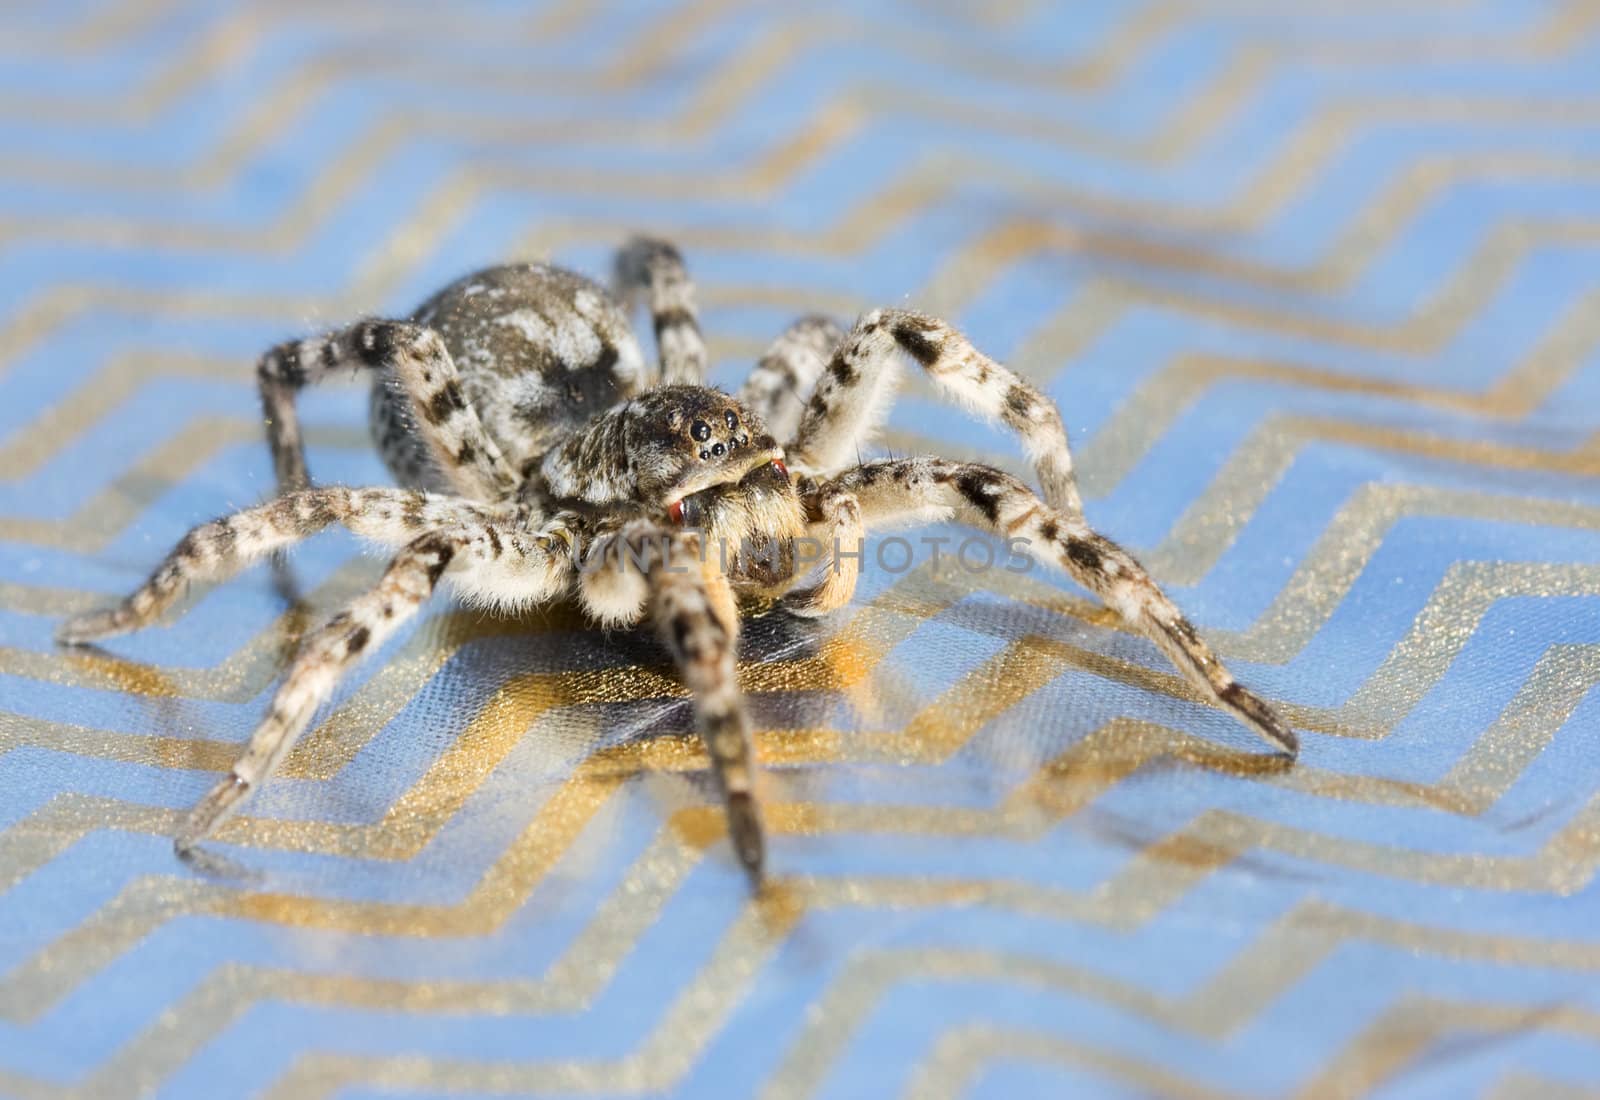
[
  {"x1": 540, "y1": 385, "x2": 795, "y2": 524},
  {"x1": 58, "y1": 236, "x2": 1297, "y2": 885},
  {"x1": 538, "y1": 385, "x2": 807, "y2": 596}
]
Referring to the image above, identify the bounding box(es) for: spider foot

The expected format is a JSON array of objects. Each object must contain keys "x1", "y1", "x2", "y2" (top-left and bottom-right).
[
  {"x1": 55, "y1": 606, "x2": 136, "y2": 645},
  {"x1": 726, "y1": 790, "x2": 766, "y2": 886},
  {"x1": 173, "y1": 837, "x2": 261, "y2": 882},
  {"x1": 1222, "y1": 682, "x2": 1299, "y2": 757},
  {"x1": 173, "y1": 771, "x2": 251, "y2": 856}
]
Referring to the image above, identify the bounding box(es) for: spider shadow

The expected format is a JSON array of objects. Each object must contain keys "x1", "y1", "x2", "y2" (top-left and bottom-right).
[
  {"x1": 175, "y1": 843, "x2": 267, "y2": 885},
  {"x1": 596, "y1": 608, "x2": 840, "y2": 748},
  {"x1": 928, "y1": 585, "x2": 1299, "y2": 764},
  {"x1": 582, "y1": 608, "x2": 847, "y2": 866}
]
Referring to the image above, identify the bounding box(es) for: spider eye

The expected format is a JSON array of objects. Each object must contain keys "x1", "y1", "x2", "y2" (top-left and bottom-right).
[
  {"x1": 691, "y1": 419, "x2": 711, "y2": 442},
  {"x1": 724, "y1": 409, "x2": 739, "y2": 431},
  {"x1": 770, "y1": 459, "x2": 788, "y2": 479}
]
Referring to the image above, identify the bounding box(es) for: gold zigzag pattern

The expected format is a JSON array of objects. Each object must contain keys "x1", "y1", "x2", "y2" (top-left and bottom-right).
[
  {"x1": 10, "y1": 851, "x2": 1600, "y2": 1099},
  {"x1": 0, "y1": 0, "x2": 749, "y2": 126},
  {"x1": 1, "y1": 0, "x2": 1563, "y2": 143},
  {"x1": 5, "y1": 555, "x2": 1600, "y2": 1086},
  {"x1": 6, "y1": 138, "x2": 1595, "y2": 486},
  {"x1": 8, "y1": 161, "x2": 1600, "y2": 560},
  {"x1": 897, "y1": 994, "x2": 1600, "y2": 1100},
  {"x1": 6, "y1": 486, "x2": 1593, "y2": 1080}
]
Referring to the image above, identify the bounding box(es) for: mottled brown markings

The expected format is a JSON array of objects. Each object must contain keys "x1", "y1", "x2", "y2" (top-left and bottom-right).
[
  {"x1": 670, "y1": 614, "x2": 695, "y2": 654},
  {"x1": 1004, "y1": 504, "x2": 1042, "y2": 535},
  {"x1": 258, "y1": 344, "x2": 299, "y2": 388},
  {"x1": 423, "y1": 383, "x2": 464, "y2": 425},
  {"x1": 1065, "y1": 538, "x2": 1103, "y2": 574},
  {"x1": 266, "y1": 497, "x2": 295, "y2": 529},
  {"x1": 1004, "y1": 384, "x2": 1036, "y2": 420},
  {"x1": 401, "y1": 492, "x2": 426, "y2": 528},
  {"x1": 174, "y1": 530, "x2": 203, "y2": 561},
  {"x1": 302, "y1": 493, "x2": 340, "y2": 527},
  {"x1": 1219, "y1": 682, "x2": 1298, "y2": 754},
  {"x1": 653, "y1": 306, "x2": 699, "y2": 339},
  {"x1": 359, "y1": 322, "x2": 396, "y2": 364},
  {"x1": 955, "y1": 469, "x2": 1001, "y2": 522},
  {"x1": 892, "y1": 318, "x2": 944, "y2": 366},
  {"x1": 345, "y1": 625, "x2": 371, "y2": 654},
  {"x1": 421, "y1": 543, "x2": 455, "y2": 588},
  {"x1": 765, "y1": 355, "x2": 799, "y2": 385}
]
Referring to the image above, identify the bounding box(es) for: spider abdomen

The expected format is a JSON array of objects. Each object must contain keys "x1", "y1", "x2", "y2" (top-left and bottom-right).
[{"x1": 370, "y1": 262, "x2": 647, "y2": 491}]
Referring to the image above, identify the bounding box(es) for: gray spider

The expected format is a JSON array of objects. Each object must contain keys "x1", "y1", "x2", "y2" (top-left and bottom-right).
[{"x1": 58, "y1": 237, "x2": 1296, "y2": 884}]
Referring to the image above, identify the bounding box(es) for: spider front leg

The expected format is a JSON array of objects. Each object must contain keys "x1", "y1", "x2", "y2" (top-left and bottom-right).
[
  {"x1": 784, "y1": 478, "x2": 864, "y2": 618},
  {"x1": 811, "y1": 458, "x2": 1297, "y2": 755},
  {"x1": 258, "y1": 319, "x2": 518, "y2": 499},
  {"x1": 737, "y1": 314, "x2": 845, "y2": 442},
  {"x1": 580, "y1": 522, "x2": 764, "y2": 882},
  {"x1": 176, "y1": 518, "x2": 575, "y2": 853},
  {"x1": 789, "y1": 308, "x2": 1081, "y2": 515},
  {"x1": 613, "y1": 236, "x2": 707, "y2": 385}
]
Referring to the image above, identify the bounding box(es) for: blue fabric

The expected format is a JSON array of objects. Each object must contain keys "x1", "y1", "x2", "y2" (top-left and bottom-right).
[{"x1": 2, "y1": 2, "x2": 1600, "y2": 1097}]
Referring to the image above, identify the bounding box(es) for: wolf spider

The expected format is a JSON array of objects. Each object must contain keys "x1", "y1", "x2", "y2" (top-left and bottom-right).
[{"x1": 59, "y1": 238, "x2": 1296, "y2": 883}]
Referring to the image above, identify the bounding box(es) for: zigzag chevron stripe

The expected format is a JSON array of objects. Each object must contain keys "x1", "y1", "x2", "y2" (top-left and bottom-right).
[
  {"x1": 15, "y1": 882, "x2": 1600, "y2": 1100},
  {"x1": 5, "y1": 607, "x2": 1600, "y2": 1058},
  {"x1": 6, "y1": 1, "x2": 1600, "y2": 1097},
  {"x1": 8, "y1": 118, "x2": 1600, "y2": 391}
]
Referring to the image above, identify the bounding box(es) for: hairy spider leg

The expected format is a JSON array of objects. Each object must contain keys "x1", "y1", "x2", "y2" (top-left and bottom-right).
[
  {"x1": 789, "y1": 308, "x2": 1082, "y2": 515},
  {"x1": 613, "y1": 236, "x2": 708, "y2": 386},
  {"x1": 259, "y1": 320, "x2": 519, "y2": 500}
]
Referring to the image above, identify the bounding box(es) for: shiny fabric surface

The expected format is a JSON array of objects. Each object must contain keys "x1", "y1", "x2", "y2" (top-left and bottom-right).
[{"x1": 3, "y1": 2, "x2": 1600, "y2": 1097}]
